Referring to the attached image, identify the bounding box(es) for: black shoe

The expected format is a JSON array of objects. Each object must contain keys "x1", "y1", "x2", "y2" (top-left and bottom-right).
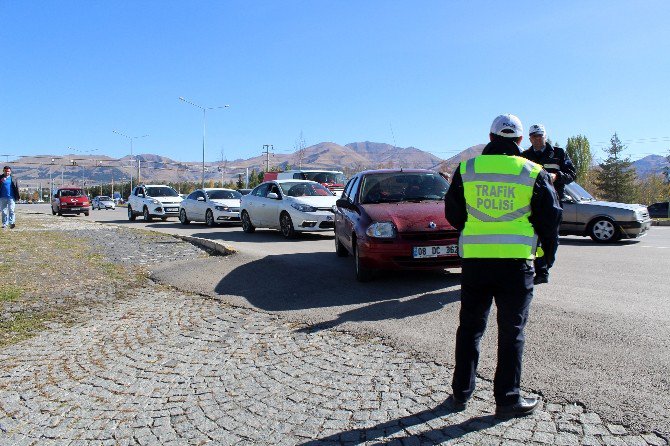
[
  {"x1": 9, "y1": 224, "x2": 15, "y2": 229},
  {"x1": 495, "y1": 397, "x2": 539, "y2": 418},
  {"x1": 533, "y1": 275, "x2": 549, "y2": 285},
  {"x1": 447, "y1": 395, "x2": 468, "y2": 411}
]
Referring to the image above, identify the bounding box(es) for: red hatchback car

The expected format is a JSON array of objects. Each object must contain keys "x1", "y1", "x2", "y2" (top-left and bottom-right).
[
  {"x1": 334, "y1": 169, "x2": 461, "y2": 281},
  {"x1": 51, "y1": 188, "x2": 91, "y2": 216}
]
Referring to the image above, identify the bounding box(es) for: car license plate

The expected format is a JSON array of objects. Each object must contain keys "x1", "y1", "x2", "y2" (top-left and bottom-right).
[
  {"x1": 166, "y1": 207, "x2": 178, "y2": 212},
  {"x1": 413, "y1": 244, "x2": 458, "y2": 258}
]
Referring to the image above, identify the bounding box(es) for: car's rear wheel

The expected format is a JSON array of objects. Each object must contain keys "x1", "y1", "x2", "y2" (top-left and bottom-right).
[
  {"x1": 280, "y1": 212, "x2": 296, "y2": 238},
  {"x1": 335, "y1": 234, "x2": 348, "y2": 257},
  {"x1": 128, "y1": 206, "x2": 136, "y2": 221},
  {"x1": 354, "y1": 240, "x2": 372, "y2": 282},
  {"x1": 179, "y1": 209, "x2": 190, "y2": 225},
  {"x1": 589, "y1": 218, "x2": 620, "y2": 243},
  {"x1": 143, "y1": 207, "x2": 153, "y2": 222},
  {"x1": 241, "y1": 211, "x2": 255, "y2": 233},
  {"x1": 206, "y1": 209, "x2": 215, "y2": 227}
]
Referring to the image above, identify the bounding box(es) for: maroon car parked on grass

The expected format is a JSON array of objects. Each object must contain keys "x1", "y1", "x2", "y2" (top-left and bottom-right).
[{"x1": 333, "y1": 169, "x2": 461, "y2": 281}]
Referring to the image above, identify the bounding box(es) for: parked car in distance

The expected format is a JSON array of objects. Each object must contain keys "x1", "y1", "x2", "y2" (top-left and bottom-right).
[
  {"x1": 240, "y1": 180, "x2": 338, "y2": 238},
  {"x1": 334, "y1": 169, "x2": 459, "y2": 281},
  {"x1": 560, "y1": 182, "x2": 652, "y2": 242},
  {"x1": 647, "y1": 201, "x2": 669, "y2": 219},
  {"x1": 127, "y1": 184, "x2": 183, "y2": 221},
  {"x1": 51, "y1": 188, "x2": 91, "y2": 216},
  {"x1": 276, "y1": 169, "x2": 347, "y2": 196},
  {"x1": 179, "y1": 188, "x2": 242, "y2": 226},
  {"x1": 92, "y1": 195, "x2": 116, "y2": 210}
]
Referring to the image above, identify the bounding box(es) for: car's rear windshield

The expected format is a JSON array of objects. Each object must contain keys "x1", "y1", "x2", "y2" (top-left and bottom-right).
[
  {"x1": 146, "y1": 187, "x2": 179, "y2": 197},
  {"x1": 360, "y1": 172, "x2": 449, "y2": 204},
  {"x1": 60, "y1": 189, "x2": 85, "y2": 197},
  {"x1": 207, "y1": 190, "x2": 241, "y2": 200},
  {"x1": 301, "y1": 172, "x2": 347, "y2": 184},
  {"x1": 97, "y1": 196, "x2": 111, "y2": 201},
  {"x1": 280, "y1": 181, "x2": 333, "y2": 197}
]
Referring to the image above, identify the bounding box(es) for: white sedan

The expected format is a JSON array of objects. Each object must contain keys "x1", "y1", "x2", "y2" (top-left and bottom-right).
[
  {"x1": 179, "y1": 188, "x2": 242, "y2": 226},
  {"x1": 240, "y1": 180, "x2": 338, "y2": 238}
]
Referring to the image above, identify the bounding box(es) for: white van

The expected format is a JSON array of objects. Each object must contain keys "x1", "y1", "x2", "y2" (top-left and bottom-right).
[{"x1": 276, "y1": 170, "x2": 347, "y2": 196}]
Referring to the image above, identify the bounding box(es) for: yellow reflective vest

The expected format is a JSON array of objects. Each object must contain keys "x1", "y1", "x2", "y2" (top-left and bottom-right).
[{"x1": 459, "y1": 155, "x2": 544, "y2": 259}]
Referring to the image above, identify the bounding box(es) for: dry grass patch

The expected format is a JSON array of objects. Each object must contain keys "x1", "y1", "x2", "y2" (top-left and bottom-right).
[{"x1": 0, "y1": 215, "x2": 145, "y2": 347}]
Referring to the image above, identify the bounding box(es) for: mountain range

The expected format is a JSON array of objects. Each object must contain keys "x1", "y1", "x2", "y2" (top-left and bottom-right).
[{"x1": 8, "y1": 141, "x2": 668, "y2": 189}]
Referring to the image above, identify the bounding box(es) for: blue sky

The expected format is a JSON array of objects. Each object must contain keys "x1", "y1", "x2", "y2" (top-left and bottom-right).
[{"x1": 1, "y1": 0, "x2": 669, "y2": 165}]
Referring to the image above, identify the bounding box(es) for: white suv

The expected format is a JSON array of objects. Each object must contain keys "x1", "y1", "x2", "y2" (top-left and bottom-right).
[{"x1": 127, "y1": 184, "x2": 183, "y2": 221}]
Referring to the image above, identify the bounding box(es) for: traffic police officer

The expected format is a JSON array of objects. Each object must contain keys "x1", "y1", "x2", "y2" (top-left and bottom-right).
[
  {"x1": 444, "y1": 114, "x2": 562, "y2": 418},
  {"x1": 521, "y1": 124, "x2": 576, "y2": 284}
]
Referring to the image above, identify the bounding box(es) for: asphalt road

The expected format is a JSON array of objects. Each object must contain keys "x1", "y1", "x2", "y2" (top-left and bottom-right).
[{"x1": 23, "y1": 204, "x2": 670, "y2": 437}]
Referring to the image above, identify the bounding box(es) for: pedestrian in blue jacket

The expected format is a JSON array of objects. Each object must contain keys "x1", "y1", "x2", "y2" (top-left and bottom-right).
[{"x1": 0, "y1": 166, "x2": 20, "y2": 229}]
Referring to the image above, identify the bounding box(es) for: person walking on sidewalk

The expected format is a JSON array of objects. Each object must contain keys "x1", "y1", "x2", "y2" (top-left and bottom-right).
[
  {"x1": 0, "y1": 165, "x2": 20, "y2": 229},
  {"x1": 444, "y1": 114, "x2": 562, "y2": 418},
  {"x1": 521, "y1": 124, "x2": 576, "y2": 284}
]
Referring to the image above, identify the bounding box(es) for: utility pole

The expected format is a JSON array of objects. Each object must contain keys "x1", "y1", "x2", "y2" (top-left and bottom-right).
[{"x1": 263, "y1": 144, "x2": 273, "y2": 172}]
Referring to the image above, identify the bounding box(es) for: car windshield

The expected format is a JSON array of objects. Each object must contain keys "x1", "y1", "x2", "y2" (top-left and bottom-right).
[
  {"x1": 360, "y1": 172, "x2": 449, "y2": 204},
  {"x1": 61, "y1": 189, "x2": 84, "y2": 197},
  {"x1": 146, "y1": 187, "x2": 179, "y2": 197},
  {"x1": 207, "y1": 190, "x2": 241, "y2": 200},
  {"x1": 302, "y1": 172, "x2": 347, "y2": 184},
  {"x1": 98, "y1": 196, "x2": 111, "y2": 201},
  {"x1": 280, "y1": 181, "x2": 333, "y2": 197},
  {"x1": 565, "y1": 182, "x2": 595, "y2": 201}
]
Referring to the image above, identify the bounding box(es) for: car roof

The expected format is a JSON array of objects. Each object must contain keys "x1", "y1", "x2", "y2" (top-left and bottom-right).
[
  {"x1": 283, "y1": 169, "x2": 343, "y2": 173},
  {"x1": 273, "y1": 179, "x2": 320, "y2": 184},
  {"x1": 201, "y1": 188, "x2": 237, "y2": 192},
  {"x1": 357, "y1": 168, "x2": 438, "y2": 175},
  {"x1": 142, "y1": 184, "x2": 173, "y2": 187}
]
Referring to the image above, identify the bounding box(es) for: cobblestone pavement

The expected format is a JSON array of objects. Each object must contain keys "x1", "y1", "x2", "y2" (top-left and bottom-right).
[{"x1": 0, "y1": 212, "x2": 667, "y2": 445}]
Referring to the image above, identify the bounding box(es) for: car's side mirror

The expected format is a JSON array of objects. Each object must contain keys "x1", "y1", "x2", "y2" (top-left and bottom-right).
[
  {"x1": 336, "y1": 199, "x2": 349, "y2": 208},
  {"x1": 561, "y1": 194, "x2": 574, "y2": 203},
  {"x1": 267, "y1": 192, "x2": 279, "y2": 200}
]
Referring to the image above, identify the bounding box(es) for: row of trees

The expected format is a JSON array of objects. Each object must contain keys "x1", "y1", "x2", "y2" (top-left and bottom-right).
[{"x1": 565, "y1": 133, "x2": 669, "y2": 205}]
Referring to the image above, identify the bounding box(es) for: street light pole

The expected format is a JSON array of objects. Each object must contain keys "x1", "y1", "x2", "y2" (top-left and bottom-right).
[
  {"x1": 113, "y1": 130, "x2": 148, "y2": 192},
  {"x1": 179, "y1": 97, "x2": 229, "y2": 189}
]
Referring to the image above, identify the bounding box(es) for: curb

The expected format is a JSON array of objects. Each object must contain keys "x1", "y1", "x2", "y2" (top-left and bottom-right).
[
  {"x1": 170, "y1": 234, "x2": 236, "y2": 256},
  {"x1": 652, "y1": 220, "x2": 670, "y2": 226}
]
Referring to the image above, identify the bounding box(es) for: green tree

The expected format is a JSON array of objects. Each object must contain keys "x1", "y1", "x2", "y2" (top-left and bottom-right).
[
  {"x1": 663, "y1": 148, "x2": 670, "y2": 184},
  {"x1": 565, "y1": 135, "x2": 593, "y2": 183},
  {"x1": 593, "y1": 133, "x2": 637, "y2": 202},
  {"x1": 635, "y1": 174, "x2": 669, "y2": 205}
]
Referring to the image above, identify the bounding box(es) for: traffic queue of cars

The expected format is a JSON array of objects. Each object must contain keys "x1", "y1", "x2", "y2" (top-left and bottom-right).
[{"x1": 49, "y1": 169, "x2": 656, "y2": 281}]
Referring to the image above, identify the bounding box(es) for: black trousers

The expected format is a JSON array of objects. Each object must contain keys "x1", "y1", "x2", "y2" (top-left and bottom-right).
[
  {"x1": 452, "y1": 258, "x2": 534, "y2": 406},
  {"x1": 536, "y1": 200, "x2": 563, "y2": 277}
]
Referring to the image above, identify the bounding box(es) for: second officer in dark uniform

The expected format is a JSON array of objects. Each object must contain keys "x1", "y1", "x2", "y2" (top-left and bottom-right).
[{"x1": 521, "y1": 124, "x2": 576, "y2": 284}]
